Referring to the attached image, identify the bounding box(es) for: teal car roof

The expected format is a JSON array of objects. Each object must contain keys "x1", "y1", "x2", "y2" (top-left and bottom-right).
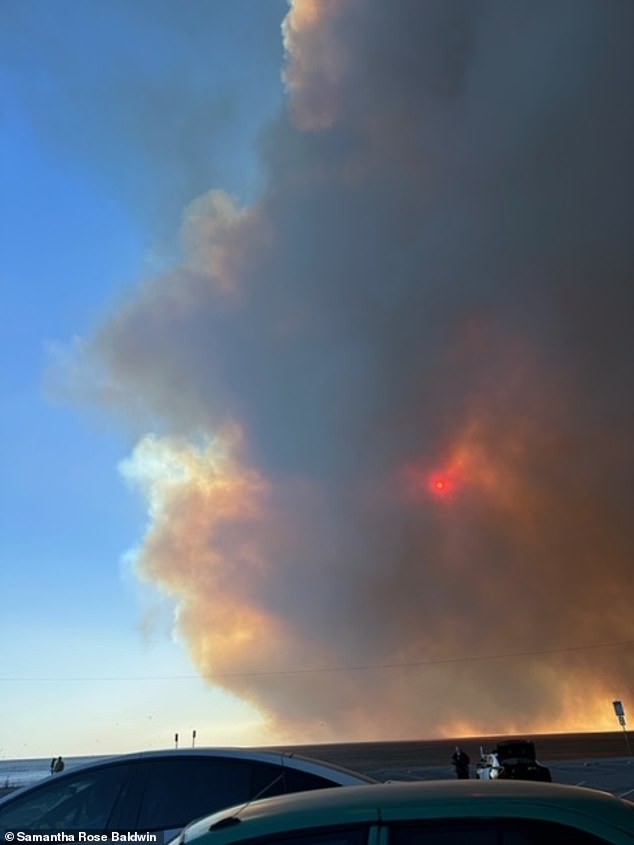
[{"x1": 181, "y1": 780, "x2": 634, "y2": 843}]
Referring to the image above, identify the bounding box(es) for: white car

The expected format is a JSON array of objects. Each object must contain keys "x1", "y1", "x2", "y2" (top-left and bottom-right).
[
  {"x1": 476, "y1": 749, "x2": 502, "y2": 779},
  {"x1": 0, "y1": 748, "x2": 375, "y2": 840}
]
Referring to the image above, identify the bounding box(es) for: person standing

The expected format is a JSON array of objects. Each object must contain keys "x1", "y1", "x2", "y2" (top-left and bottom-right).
[
  {"x1": 50, "y1": 758, "x2": 56, "y2": 775},
  {"x1": 451, "y1": 746, "x2": 470, "y2": 779}
]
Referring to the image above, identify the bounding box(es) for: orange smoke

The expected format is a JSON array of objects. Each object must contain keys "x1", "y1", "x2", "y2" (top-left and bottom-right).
[{"x1": 76, "y1": 0, "x2": 634, "y2": 742}]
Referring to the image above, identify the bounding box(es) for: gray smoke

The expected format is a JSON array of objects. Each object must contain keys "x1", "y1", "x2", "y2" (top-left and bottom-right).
[{"x1": 74, "y1": 0, "x2": 634, "y2": 739}]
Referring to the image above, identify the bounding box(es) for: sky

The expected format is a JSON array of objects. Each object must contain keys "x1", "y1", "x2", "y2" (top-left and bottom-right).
[{"x1": 1, "y1": 0, "x2": 633, "y2": 761}]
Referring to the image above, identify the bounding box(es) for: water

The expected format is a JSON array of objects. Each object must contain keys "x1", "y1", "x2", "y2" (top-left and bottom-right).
[{"x1": 0, "y1": 756, "x2": 109, "y2": 792}]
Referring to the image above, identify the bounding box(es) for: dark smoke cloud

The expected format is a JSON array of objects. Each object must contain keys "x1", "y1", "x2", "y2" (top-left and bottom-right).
[{"x1": 76, "y1": 0, "x2": 633, "y2": 739}]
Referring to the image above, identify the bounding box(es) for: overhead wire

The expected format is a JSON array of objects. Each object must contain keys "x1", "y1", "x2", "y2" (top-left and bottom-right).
[{"x1": 2, "y1": 637, "x2": 633, "y2": 682}]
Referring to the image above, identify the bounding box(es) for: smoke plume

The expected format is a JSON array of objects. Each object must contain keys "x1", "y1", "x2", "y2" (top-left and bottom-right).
[{"x1": 81, "y1": 0, "x2": 634, "y2": 740}]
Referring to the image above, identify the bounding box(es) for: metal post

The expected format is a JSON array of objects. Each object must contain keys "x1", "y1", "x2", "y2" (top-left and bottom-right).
[
  {"x1": 619, "y1": 719, "x2": 632, "y2": 756},
  {"x1": 613, "y1": 701, "x2": 632, "y2": 756}
]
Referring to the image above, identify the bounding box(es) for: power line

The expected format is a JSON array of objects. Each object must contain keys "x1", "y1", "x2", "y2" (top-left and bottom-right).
[{"x1": 1, "y1": 638, "x2": 633, "y2": 682}]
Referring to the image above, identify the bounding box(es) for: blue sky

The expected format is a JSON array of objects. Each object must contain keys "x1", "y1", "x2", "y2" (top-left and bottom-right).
[
  {"x1": 1, "y1": 0, "x2": 287, "y2": 759},
  {"x1": 2, "y1": 1, "x2": 633, "y2": 760}
]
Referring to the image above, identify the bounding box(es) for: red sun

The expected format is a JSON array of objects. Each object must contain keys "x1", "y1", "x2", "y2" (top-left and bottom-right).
[
  {"x1": 401, "y1": 463, "x2": 457, "y2": 500},
  {"x1": 429, "y1": 474, "x2": 452, "y2": 496}
]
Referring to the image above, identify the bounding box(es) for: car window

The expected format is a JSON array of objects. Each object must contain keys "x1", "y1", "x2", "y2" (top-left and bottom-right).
[
  {"x1": 134, "y1": 757, "x2": 345, "y2": 831},
  {"x1": 0, "y1": 763, "x2": 131, "y2": 831},
  {"x1": 134, "y1": 758, "x2": 254, "y2": 830},
  {"x1": 390, "y1": 819, "x2": 611, "y2": 844},
  {"x1": 250, "y1": 762, "x2": 343, "y2": 800}
]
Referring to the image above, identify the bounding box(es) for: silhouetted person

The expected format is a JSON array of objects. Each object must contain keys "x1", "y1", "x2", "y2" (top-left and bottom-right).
[
  {"x1": 452, "y1": 746, "x2": 470, "y2": 779},
  {"x1": 53, "y1": 756, "x2": 65, "y2": 774},
  {"x1": 50, "y1": 758, "x2": 56, "y2": 775}
]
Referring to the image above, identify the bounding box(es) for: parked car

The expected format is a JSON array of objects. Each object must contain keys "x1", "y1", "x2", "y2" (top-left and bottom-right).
[
  {"x1": 475, "y1": 748, "x2": 502, "y2": 780},
  {"x1": 0, "y1": 748, "x2": 375, "y2": 839},
  {"x1": 476, "y1": 739, "x2": 551, "y2": 782},
  {"x1": 495, "y1": 739, "x2": 552, "y2": 782},
  {"x1": 173, "y1": 780, "x2": 634, "y2": 845}
]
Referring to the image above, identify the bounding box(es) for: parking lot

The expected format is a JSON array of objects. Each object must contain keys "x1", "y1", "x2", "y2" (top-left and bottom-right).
[
  {"x1": 361, "y1": 757, "x2": 634, "y2": 798},
  {"x1": 274, "y1": 734, "x2": 634, "y2": 798}
]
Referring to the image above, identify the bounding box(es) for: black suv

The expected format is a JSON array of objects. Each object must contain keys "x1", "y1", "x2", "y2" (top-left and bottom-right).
[{"x1": 495, "y1": 739, "x2": 552, "y2": 782}]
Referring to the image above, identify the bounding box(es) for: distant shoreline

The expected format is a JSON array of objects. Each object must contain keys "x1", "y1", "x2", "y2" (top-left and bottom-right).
[
  {"x1": 273, "y1": 730, "x2": 634, "y2": 770},
  {"x1": 1, "y1": 730, "x2": 632, "y2": 767}
]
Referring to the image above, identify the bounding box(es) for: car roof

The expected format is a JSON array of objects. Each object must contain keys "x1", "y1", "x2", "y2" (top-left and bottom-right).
[
  {"x1": 0, "y1": 747, "x2": 374, "y2": 806},
  {"x1": 101, "y1": 747, "x2": 374, "y2": 782},
  {"x1": 181, "y1": 780, "x2": 634, "y2": 843}
]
